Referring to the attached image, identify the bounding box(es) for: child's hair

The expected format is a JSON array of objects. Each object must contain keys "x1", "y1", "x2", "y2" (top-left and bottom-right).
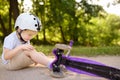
[{"x1": 15, "y1": 13, "x2": 42, "y2": 32}]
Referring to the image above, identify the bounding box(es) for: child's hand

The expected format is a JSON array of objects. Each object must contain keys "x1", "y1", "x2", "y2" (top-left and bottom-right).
[{"x1": 19, "y1": 44, "x2": 34, "y2": 51}]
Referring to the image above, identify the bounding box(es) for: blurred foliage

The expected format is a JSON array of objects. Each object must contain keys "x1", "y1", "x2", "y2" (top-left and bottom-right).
[{"x1": 0, "y1": 0, "x2": 120, "y2": 47}]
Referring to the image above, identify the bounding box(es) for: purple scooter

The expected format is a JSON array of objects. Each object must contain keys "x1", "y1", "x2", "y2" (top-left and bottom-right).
[{"x1": 51, "y1": 40, "x2": 120, "y2": 80}]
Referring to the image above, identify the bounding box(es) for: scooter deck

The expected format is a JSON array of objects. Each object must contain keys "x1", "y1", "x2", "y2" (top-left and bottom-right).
[
  {"x1": 62, "y1": 57, "x2": 120, "y2": 80},
  {"x1": 51, "y1": 48, "x2": 120, "y2": 80}
]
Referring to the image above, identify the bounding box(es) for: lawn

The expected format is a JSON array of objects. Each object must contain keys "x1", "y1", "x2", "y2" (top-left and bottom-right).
[
  {"x1": 34, "y1": 45, "x2": 120, "y2": 56},
  {"x1": 0, "y1": 45, "x2": 120, "y2": 56}
]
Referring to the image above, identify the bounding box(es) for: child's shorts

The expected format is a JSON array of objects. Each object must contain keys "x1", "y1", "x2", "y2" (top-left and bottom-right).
[{"x1": 3, "y1": 52, "x2": 34, "y2": 70}]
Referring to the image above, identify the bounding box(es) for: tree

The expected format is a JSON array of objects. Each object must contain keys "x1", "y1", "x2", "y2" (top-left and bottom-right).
[
  {"x1": 9, "y1": 0, "x2": 19, "y2": 32},
  {"x1": 0, "y1": 1, "x2": 9, "y2": 40},
  {"x1": 0, "y1": 0, "x2": 19, "y2": 41},
  {"x1": 1, "y1": 0, "x2": 119, "y2": 46}
]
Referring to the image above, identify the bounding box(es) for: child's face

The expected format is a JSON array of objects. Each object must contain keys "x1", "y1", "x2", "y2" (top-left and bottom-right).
[{"x1": 21, "y1": 30, "x2": 38, "y2": 41}]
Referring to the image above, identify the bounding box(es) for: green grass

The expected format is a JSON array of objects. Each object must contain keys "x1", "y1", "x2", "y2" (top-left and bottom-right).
[
  {"x1": 34, "y1": 45, "x2": 120, "y2": 56},
  {"x1": 0, "y1": 45, "x2": 120, "y2": 56},
  {"x1": 34, "y1": 45, "x2": 54, "y2": 56},
  {"x1": 70, "y1": 46, "x2": 120, "y2": 56},
  {"x1": 0, "y1": 44, "x2": 2, "y2": 55}
]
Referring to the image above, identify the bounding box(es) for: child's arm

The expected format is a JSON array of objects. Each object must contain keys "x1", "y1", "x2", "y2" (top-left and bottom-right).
[{"x1": 3, "y1": 44, "x2": 34, "y2": 60}]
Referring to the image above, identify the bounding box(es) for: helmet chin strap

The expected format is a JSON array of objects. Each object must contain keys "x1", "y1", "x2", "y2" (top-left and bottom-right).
[{"x1": 17, "y1": 30, "x2": 27, "y2": 44}]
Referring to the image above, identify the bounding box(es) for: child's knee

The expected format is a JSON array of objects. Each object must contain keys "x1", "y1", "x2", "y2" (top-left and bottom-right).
[{"x1": 23, "y1": 51, "x2": 32, "y2": 56}]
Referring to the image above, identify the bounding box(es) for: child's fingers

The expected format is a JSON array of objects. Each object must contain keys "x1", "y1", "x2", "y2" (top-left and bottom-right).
[
  {"x1": 22, "y1": 44, "x2": 34, "y2": 50},
  {"x1": 27, "y1": 45, "x2": 34, "y2": 50}
]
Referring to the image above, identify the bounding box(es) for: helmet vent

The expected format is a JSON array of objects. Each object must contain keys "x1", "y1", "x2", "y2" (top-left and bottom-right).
[
  {"x1": 35, "y1": 24, "x2": 37, "y2": 27},
  {"x1": 33, "y1": 18, "x2": 36, "y2": 20},
  {"x1": 37, "y1": 20, "x2": 40, "y2": 31}
]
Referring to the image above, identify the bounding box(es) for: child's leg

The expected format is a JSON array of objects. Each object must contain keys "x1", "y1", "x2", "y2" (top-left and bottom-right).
[
  {"x1": 24, "y1": 50, "x2": 53, "y2": 68},
  {"x1": 4, "y1": 52, "x2": 34, "y2": 70},
  {"x1": 24, "y1": 50, "x2": 65, "y2": 78}
]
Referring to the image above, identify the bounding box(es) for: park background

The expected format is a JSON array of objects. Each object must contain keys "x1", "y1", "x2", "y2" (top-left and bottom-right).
[{"x1": 0, "y1": 0, "x2": 120, "y2": 56}]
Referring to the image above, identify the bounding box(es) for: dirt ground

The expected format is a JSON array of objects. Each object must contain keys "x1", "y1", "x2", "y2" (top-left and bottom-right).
[{"x1": 0, "y1": 56, "x2": 120, "y2": 80}]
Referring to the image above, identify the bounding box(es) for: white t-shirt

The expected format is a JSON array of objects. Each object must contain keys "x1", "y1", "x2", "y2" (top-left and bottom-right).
[{"x1": 1, "y1": 31, "x2": 30, "y2": 64}]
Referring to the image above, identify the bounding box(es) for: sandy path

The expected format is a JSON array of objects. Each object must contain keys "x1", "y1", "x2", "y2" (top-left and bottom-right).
[{"x1": 0, "y1": 56, "x2": 120, "y2": 80}]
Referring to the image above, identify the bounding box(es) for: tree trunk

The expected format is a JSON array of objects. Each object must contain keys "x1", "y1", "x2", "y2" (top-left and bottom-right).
[
  {"x1": 10, "y1": 0, "x2": 19, "y2": 21},
  {"x1": 9, "y1": 6, "x2": 12, "y2": 33},
  {"x1": 59, "y1": 25, "x2": 66, "y2": 43},
  {"x1": 43, "y1": 0, "x2": 47, "y2": 43},
  {"x1": 0, "y1": 15, "x2": 8, "y2": 39},
  {"x1": 8, "y1": 0, "x2": 19, "y2": 33}
]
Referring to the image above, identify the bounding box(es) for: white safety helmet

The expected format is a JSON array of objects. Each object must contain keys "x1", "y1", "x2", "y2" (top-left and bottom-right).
[{"x1": 15, "y1": 13, "x2": 42, "y2": 31}]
